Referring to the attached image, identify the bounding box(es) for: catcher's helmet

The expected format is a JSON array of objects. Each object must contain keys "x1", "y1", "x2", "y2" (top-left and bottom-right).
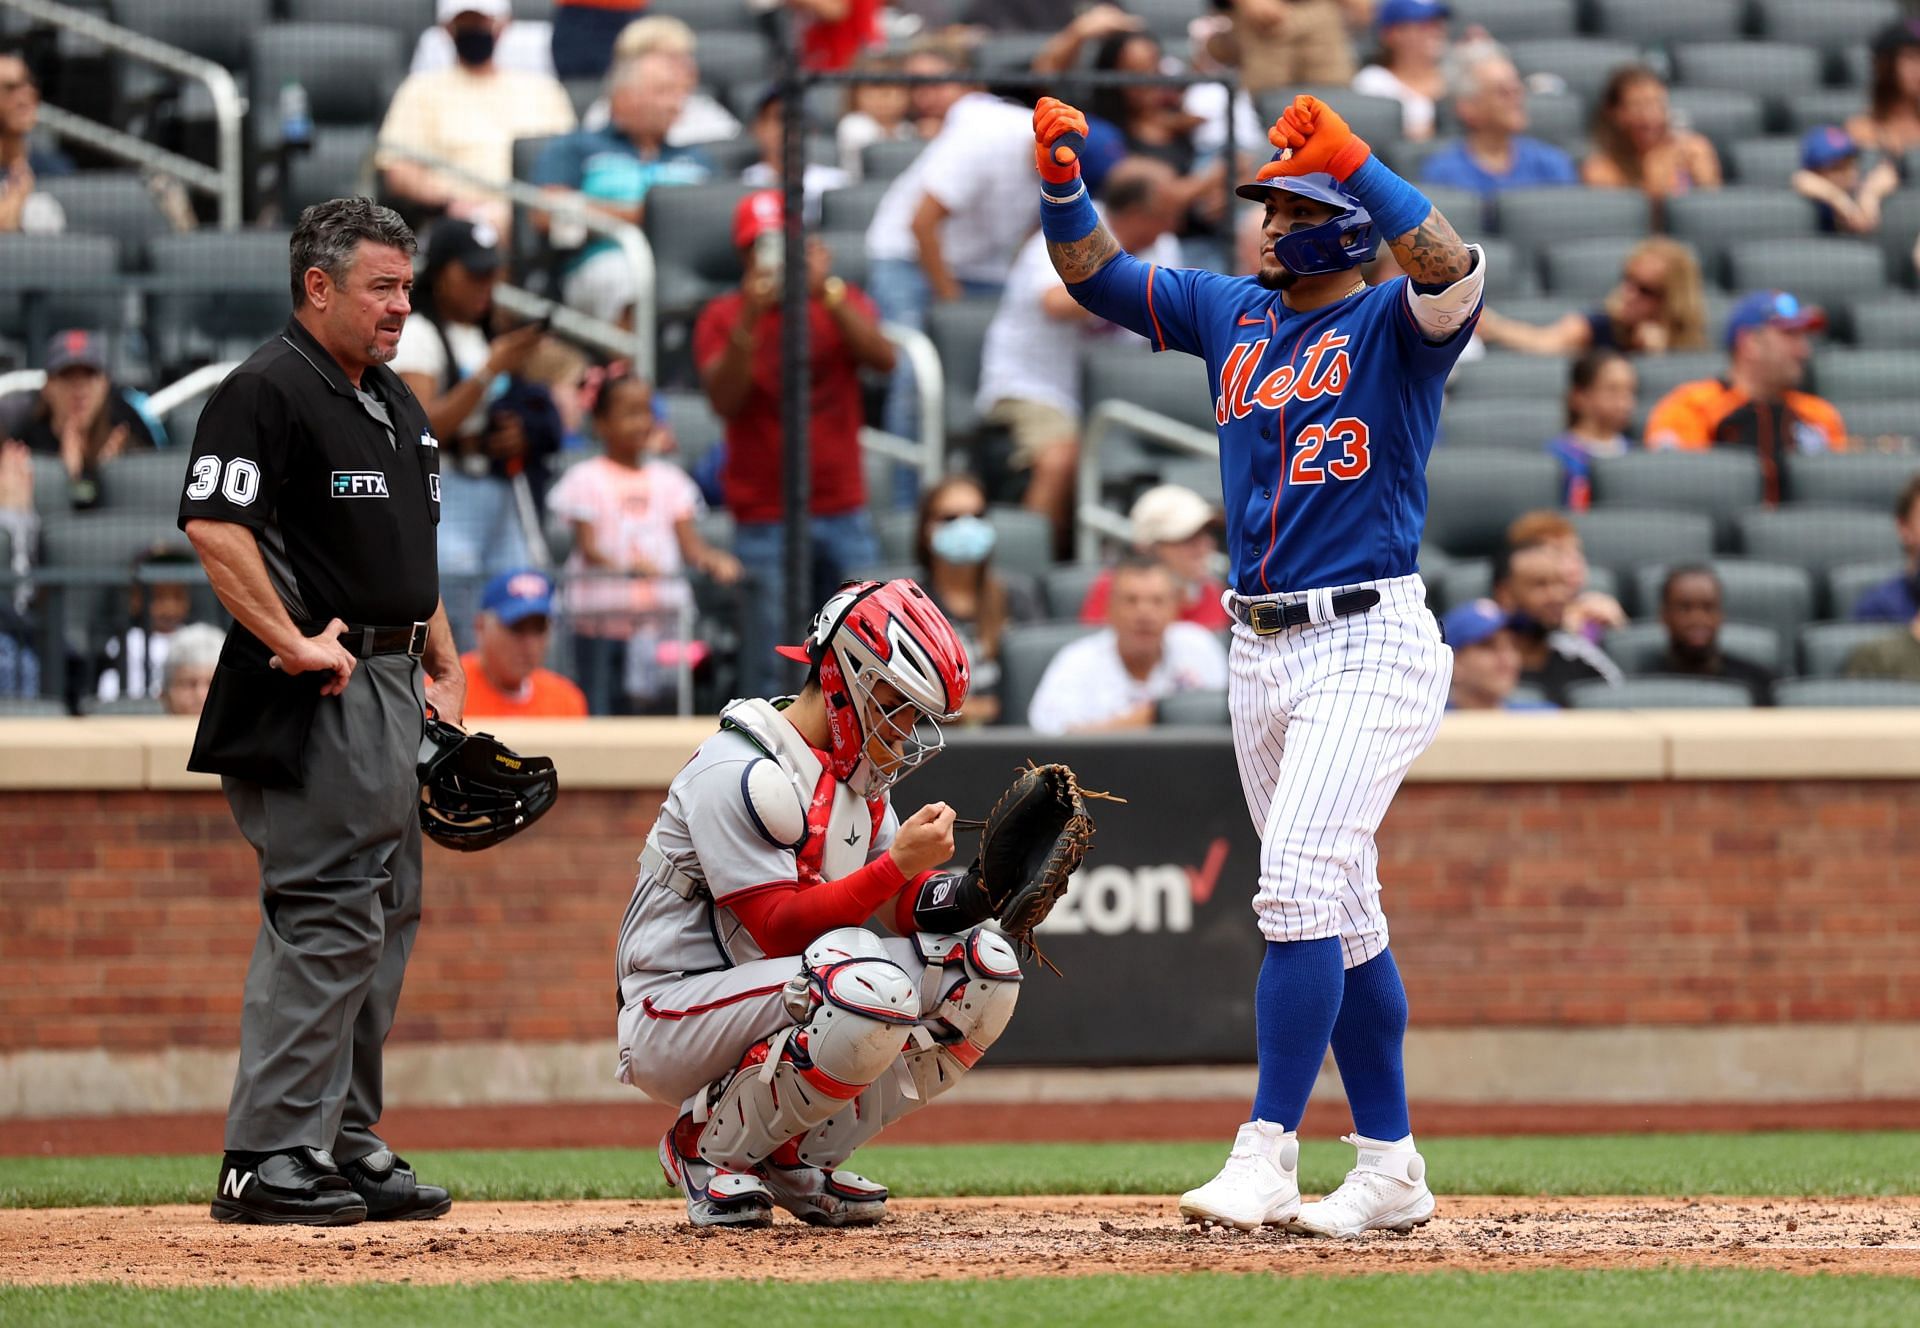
[
  {"x1": 417, "y1": 717, "x2": 558, "y2": 851},
  {"x1": 776, "y1": 579, "x2": 969, "y2": 797},
  {"x1": 1235, "y1": 168, "x2": 1378, "y2": 275}
]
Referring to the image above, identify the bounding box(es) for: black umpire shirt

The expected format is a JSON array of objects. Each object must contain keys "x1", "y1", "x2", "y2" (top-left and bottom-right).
[{"x1": 177, "y1": 316, "x2": 441, "y2": 632}]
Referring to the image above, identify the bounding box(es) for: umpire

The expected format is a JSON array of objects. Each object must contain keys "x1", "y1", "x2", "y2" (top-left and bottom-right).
[{"x1": 180, "y1": 198, "x2": 467, "y2": 1226}]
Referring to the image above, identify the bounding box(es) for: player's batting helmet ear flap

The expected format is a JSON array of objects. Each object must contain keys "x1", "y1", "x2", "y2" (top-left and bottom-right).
[{"x1": 1235, "y1": 169, "x2": 1378, "y2": 275}]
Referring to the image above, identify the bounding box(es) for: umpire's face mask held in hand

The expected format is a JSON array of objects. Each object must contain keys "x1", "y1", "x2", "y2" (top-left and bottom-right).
[
  {"x1": 451, "y1": 23, "x2": 498, "y2": 68},
  {"x1": 930, "y1": 514, "x2": 996, "y2": 567}
]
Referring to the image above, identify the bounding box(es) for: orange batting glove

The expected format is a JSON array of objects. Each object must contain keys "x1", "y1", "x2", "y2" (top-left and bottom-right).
[
  {"x1": 1259, "y1": 94, "x2": 1373, "y2": 183},
  {"x1": 1033, "y1": 96, "x2": 1090, "y2": 187}
]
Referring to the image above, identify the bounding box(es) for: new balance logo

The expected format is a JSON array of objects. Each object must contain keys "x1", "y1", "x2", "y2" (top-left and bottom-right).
[
  {"x1": 221, "y1": 1168, "x2": 253, "y2": 1199},
  {"x1": 331, "y1": 471, "x2": 389, "y2": 498}
]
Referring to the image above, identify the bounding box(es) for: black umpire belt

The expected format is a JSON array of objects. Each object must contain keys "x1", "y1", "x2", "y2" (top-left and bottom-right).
[
  {"x1": 1230, "y1": 589, "x2": 1381, "y2": 636},
  {"x1": 324, "y1": 621, "x2": 430, "y2": 659}
]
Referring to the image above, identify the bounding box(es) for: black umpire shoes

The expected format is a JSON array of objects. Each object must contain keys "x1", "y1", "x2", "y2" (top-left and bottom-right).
[
  {"x1": 211, "y1": 1147, "x2": 368, "y2": 1226},
  {"x1": 340, "y1": 1148, "x2": 453, "y2": 1221}
]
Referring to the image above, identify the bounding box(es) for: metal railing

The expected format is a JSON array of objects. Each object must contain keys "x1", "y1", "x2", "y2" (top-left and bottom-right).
[
  {"x1": 0, "y1": 0, "x2": 245, "y2": 229},
  {"x1": 1075, "y1": 399, "x2": 1220, "y2": 564}
]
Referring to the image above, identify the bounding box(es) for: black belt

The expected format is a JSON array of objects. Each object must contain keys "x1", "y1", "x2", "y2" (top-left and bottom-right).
[
  {"x1": 326, "y1": 621, "x2": 429, "y2": 659},
  {"x1": 1230, "y1": 589, "x2": 1380, "y2": 636}
]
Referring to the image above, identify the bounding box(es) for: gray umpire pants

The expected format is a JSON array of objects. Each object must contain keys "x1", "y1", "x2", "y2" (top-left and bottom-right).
[{"x1": 222, "y1": 655, "x2": 426, "y2": 1162}]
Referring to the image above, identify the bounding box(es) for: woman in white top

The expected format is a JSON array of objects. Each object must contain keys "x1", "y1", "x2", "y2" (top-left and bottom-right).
[{"x1": 1350, "y1": 0, "x2": 1453, "y2": 142}]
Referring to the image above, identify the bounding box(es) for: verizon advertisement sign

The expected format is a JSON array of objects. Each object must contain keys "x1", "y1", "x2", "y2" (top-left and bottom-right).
[{"x1": 912, "y1": 733, "x2": 1264, "y2": 1065}]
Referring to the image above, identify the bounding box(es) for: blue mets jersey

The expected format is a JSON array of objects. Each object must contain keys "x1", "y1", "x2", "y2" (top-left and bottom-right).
[{"x1": 1071, "y1": 252, "x2": 1481, "y2": 593}]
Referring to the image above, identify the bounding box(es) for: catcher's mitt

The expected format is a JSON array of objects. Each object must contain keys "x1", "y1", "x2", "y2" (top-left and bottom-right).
[{"x1": 962, "y1": 762, "x2": 1119, "y2": 970}]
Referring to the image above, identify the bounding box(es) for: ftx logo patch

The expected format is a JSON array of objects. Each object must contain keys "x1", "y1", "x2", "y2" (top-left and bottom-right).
[{"x1": 332, "y1": 471, "x2": 389, "y2": 498}]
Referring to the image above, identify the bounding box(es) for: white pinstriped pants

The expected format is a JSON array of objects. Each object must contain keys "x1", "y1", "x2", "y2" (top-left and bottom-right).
[{"x1": 1226, "y1": 574, "x2": 1451, "y2": 968}]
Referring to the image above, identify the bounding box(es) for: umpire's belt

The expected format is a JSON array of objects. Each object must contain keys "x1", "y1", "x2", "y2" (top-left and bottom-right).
[
  {"x1": 1231, "y1": 589, "x2": 1380, "y2": 636},
  {"x1": 327, "y1": 621, "x2": 430, "y2": 659}
]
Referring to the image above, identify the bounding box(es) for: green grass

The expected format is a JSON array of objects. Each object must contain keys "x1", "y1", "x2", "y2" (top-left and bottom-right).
[
  {"x1": 3, "y1": 1132, "x2": 1917, "y2": 1208},
  {"x1": 4, "y1": 1270, "x2": 1919, "y2": 1328}
]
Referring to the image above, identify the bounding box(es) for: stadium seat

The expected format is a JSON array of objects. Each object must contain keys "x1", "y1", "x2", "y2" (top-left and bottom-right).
[
  {"x1": 645, "y1": 0, "x2": 757, "y2": 31},
  {"x1": 1159, "y1": 453, "x2": 1224, "y2": 505},
  {"x1": 1156, "y1": 688, "x2": 1229, "y2": 726},
  {"x1": 1540, "y1": 238, "x2": 1642, "y2": 299},
  {"x1": 1446, "y1": 354, "x2": 1571, "y2": 401},
  {"x1": 1043, "y1": 563, "x2": 1106, "y2": 620},
  {"x1": 862, "y1": 138, "x2": 925, "y2": 183},
  {"x1": 1784, "y1": 90, "x2": 1876, "y2": 136},
  {"x1": 659, "y1": 389, "x2": 724, "y2": 474},
  {"x1": 1569, "y1": 509, "x2": 1715, "y2": 596},
  {"x1": 1439, "y1": 398, "x2": 1564, "y2": 451},
  {"x1": 818, "y1": 231, "x2": 867, "y2": 290},
  {"x1": 1447, "y1": 0, "x2": 1578, "y2": 41},
  {"x1": 1845, "y1": 297, "x2": 1920, "y2": 348},
  {"x1": 1128, "y1": 0, "x2": 1210, "y2": 41},
  {"x1": 820, "y1": 180, "x2": 891, "y2": 234},
  {"x1": 974, "y1": 33, "x2": 1052, "y2": 77},
  {"x1": 560, "y1": 76, "x2": 601, "y2": 121},
  {"x1": 112, "y1": 0, "x2": 267, "y2": 75},
  {"x1": 248, "y1": 26, "x2": 405, "y2": 149},
  {"x1": 1424, "y1": 450, "x2": 1562, "y2": 557},
  {"x1": 998, "y1": 622, "x2": 1100, "y2": 727},
  {"x1": 1799, "y1": 620, "x2": 1899, "y2": 676},
  {"x1": 0, "y1": 698, "x2": 67, "y2": 717},
  {"x1": 1664, "y1": 89, "x2": 1766, "y2": 161},
  {"x1": 693, "y1": 31, "x2": 774, "y2": 97},
  {"x1": 1590, "y1": 452, "x2": 1764, "y2": 535},
  {"x1": 1812, "y1": 350, "x2": 1916, "y2": 402},
  {"x1": 642, "y1": 181, "x2": 756, "y2": 318},
  {"x1": 1632, "y1": 558, "x2": 1816, "y2": 642},
  {"x1": 1421, "y1": 184, "x2": 1485, "y2": 233},
  {"x1": 1591, "y1": 0, "x2": 1746, "y2": 47},
  {"x1": 1827, "y1": 560, "x2": 1906, "y2": 617},
  {"x1": 1775, "y1": 677, "x2": 1920, "y2": 707},
  {"x1": 1437, "y1": 560, "x2": 1492, "y2": 610},
  {"x1": 36, "y1": 174, "x2": 174, "y2": 271},
  {"x1": 1834, "y1": 401, "x2": 1920, "y2": 448},
  {"x1": 1664, "y1": 189, "x2": 1818, "y2": 280},
  {"x1": 1727, "y1": 239, "x2": 1885, "y2": 310},
  {"x1": 1671, "y1": 43, "x2": 1823, "y2": 131},
  {"x1": 1473, "y1": 238, "x2": 1537, "y2": 301},
  {"x1": 97, "y1": 452, "x2": 189, "y2": 515},
  {"x1": 1631, "y1": 352, "x2": 1730, "y2": 419},
  {"x1": 284, "y1": 125, "x2": 377, "y2": 217},
  {"x1": 149, "y1": 229, "x2": 290, "y2": 374},
  {"x1": 925, "y1": 297, "x2": 1000, "y2": 442},
  {"x1": 0, "y1": 234, "x2": 122, "y2": 343},
  {"x1": 88, "y1": 697, "x2": 167, "y2": 717},
  {"x1": 1603, "y1": 620, "x2": 1786, "y2": 675},
  {"x1": 1737, "y1": 506, "x2": 1903, "y2": 570},
  {"x1": 27, "y1": 455, "x2": 71, "y2": 517},
  {"x1": 1728, "y1": 136, "x2": 1803, "y2": 188},
  {"x1": 1082, "y1": 344, "x2": 1216, "y2": 434},
  {"x1": 1782, "y1": 450, "x2": 1920, "y2": 507},
  {"x1": 1496, "y1": 187, "x2": 1650, "y2": 250},
  {"x1": 1254, "y1": 88, "x2": 1404, "y2": 149},
  {"x1": 1508, "y1": 39, "x2": 1642, "y2": 101},
  {"x1": 1519, "y1": 93, "x2": 1588, "y2": 151},
  {"x1": 1756, "y1": 0, "x2": 1900, "y2": 52},
  {"x1": 1566, "y1": 676, "x2": 1755, "y2": 709},
  {"x1": 985, "y1": 506, "x2": 1055, "y2": 581},
  {"x1": 284, "y1": 0, "x2": 437, "y2": 52},
  {"x1": 1874, "y1": 191, "x2": 1920, "y2": 285}
]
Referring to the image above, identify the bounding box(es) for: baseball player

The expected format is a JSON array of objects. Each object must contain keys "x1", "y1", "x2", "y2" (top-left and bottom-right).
[
  {"x1": 1033, "y1": 94, "x2": 1484, "y2": 1237},
  {"x1": 614, "y1": 579, "x2": 1025, "y2": 1228}
]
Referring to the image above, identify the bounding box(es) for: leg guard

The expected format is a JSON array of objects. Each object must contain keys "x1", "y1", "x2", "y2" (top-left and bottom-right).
[{"x1": 695, "y1": 928, "x2": 918, "y2": 1172}]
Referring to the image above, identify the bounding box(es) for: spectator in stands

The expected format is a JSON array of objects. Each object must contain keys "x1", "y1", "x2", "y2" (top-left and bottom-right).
[
  {"x1": 393, "y1": 220, "x2": 548, "y2": 588},
  {"x1": 1491, "y1": 538, "x2": 1622, "y2": 706},
  {"x1": 866, "y1": 41, "x2": 1037, "y2": 444},
  {"x1": 158, "y1": 622, "x2": 222, "y2": 719},
  {"x1": 1545, "y1": 349, "x2": 1636, "y2": 511},
  {"x1": 1419, "y1": 45, "x2": 1577, "y2": 200},
  {"x1": 1476, "y1": 238, "x2": 1706, "y2": 356},
  {"x1": 1853, "y1": 475, "x2": 1920, "y2": 624},
  {"x1": 547, "y1": 371, "x2": 739, "y2": 715},
  {"x1": 697, "y1": 192, "x2": 894, "y2": 699},
  {"x1": 977, "y1": 157, "x2": 1184, "y2": 552},
  {"x1": 1219, "y1": 0, "x2": 1365, "y2": 95},
  {"x1": 1645, "y1": 290, "x2": 1846, "y2": 504},
  {"x1": 1581, "y1": 65, "x2": 1721, "y2": 204},
  {"x1": 458, "y1": 569, "x2": 589, "y2": 718},
  {"x1": 550, "y1": 0, "x2": 646, "y2": 81},
  {"x1": 1, "y1": 331, "x2": 157, "y2": 511},
  {"x1": 1846, "y1": 18, "x2": 1920, "y2": 162},
  {"x1": 1654, "y1": 565, "x2": 1775, "y2": 705},
  {"x1": 965, "y1": 0, "x2": 1080, "y2": 33},
  {"x1": 410, "y1": 3, "x2": 555, "y2": 77},
  {"x1": 1084, "y1": 31, "x2": 1231, "y2": 239},
  {"x1": 1352, "y1": 0, "x2": 1452, "y2": 142},
  {"x1": 1845, "y1": 612, "x2": 1920, "y2": 683},
  {"x1": 377, "y1": 0, "x2": 577, "y2": 236},
  {"x1": 742, "y1": 87, "x2": 852, "y2": 225},
  {"x1": 912, "y1": 474, "x2": 1041, "y2": 726},
  {"x1": 1029, "y1": 555, "x2": 1228, "y2": 735},
  {"x1": 0, "y1": 439, "x2": 33, "y2": 579},
  {"x1": 0, "y1": 52, "x2": 70, "y2": 236},
  {"x1": 582, "y1": 17, "x2": 742, "y2": 148},
  {"x1": 837, "y1": 53, "x2": 919, "y2": 178},
  {"x1": 1505, "y1": 509, "x2": 1627, "y2": 641},
  {"x1": 790, "y1": 0, "x2": 884, "y2": 71},
  {"x1": 0, "y1": 593, "x2": 36, "y2": 699},
  {"x1": 1792, "y1": 126, "x2": 1899, "y2": 237},
  {"x1": 1081, "y1": 484, "x2": 1232, "y2": 632},
  {"x1": 1442, "y1": 599, "x2": 1553, "y2": 711},
  {"x1": 96, "y1": 545, "x2": 201, "y2": 703},
  {"x1": 1031, "y1": 4, "x2": 1145, "y2": 75},
  {"x1": 536, "y1": 51, "x2": 714, "y2": 325}
]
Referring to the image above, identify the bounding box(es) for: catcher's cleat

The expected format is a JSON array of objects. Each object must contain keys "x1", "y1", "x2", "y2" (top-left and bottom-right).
[
  {"x1": 1290, "y1": 1134, "x2": 1434, "y2": 1238},
  {"x1": 760, "y1": 1148, "x2": 889, "y2": 1228},
  {"x1": 1178, "y1": 1120, "x2": 1301, "y2": 1232},
  {"x1": 660, "y1": 1114, "x2": 773, "y2": 1229}
]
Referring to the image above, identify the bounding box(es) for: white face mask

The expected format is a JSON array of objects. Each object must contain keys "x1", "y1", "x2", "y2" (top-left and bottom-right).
[{"x1": 929, "y1": 513, "x2": 996, "y2": 566}]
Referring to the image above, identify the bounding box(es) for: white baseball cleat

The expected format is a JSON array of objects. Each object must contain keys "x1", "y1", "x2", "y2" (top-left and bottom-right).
[
  {"x1": 760, "y1": 1159, "x2": 889, "y2": 1227},
  {"x1": 1178, "y1": 1120, "x2": 1301, "y2": 1231},
  {"x1": 1291, "y1": 1133, "x2": 1435, "y2": 1238}
]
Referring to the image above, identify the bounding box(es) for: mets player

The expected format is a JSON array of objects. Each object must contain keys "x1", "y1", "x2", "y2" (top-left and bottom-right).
[
  {"x1": 1034, "y1": 94, "x2": 1484, "y2": 1237},
  {"x1": 614, "y1": 578, "x2": 1024, "y2": 1228}
]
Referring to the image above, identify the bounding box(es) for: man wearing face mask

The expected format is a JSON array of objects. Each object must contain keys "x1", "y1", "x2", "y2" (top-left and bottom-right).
[{"x1": 378, "y1": 0, "x2": 576, "y2": 236}]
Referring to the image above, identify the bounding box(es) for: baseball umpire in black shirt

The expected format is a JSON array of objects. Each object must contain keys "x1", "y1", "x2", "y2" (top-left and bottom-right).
[{"x1": 180, "y1": 198, "x2": 468, "y2": 1226}]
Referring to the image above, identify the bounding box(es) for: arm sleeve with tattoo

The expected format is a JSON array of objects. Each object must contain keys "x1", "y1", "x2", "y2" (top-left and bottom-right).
[{"x1": 1047, "y1": 225, "x2": 1243, "y2": 358}]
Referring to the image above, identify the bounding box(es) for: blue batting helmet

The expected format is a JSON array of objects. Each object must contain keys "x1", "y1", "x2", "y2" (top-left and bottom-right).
[{"x1": 1235, "y1": 168, "x2": 1378, "y2": 275}]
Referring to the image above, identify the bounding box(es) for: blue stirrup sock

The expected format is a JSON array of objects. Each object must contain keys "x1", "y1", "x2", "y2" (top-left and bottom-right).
[
  {"x1": 1039, "y1": 178, "x2": 1099, "y2": 243},
  {"x1": 1249, "y1": 937, "x2": 1345, "y2": 1130},
  {"x1": 1328, "y1": 947, "x2": 1413, "y2": 1142},
  {"x1": 1342, "y1": 156, "x2": 1431, "y2": 244}
]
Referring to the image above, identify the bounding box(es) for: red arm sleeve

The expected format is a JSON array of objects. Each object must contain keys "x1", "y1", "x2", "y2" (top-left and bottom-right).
[
  {"x1": 892, "y1": 869, "x2": 937, "y2": 937},
  {"x1": 725, "y1": 854, "x2": 908, "y2": 957}
]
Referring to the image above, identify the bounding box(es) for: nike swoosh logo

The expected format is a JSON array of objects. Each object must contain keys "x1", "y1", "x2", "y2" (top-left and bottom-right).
[{"x1": 1237, "y1": 314, "x2": 1263, "y2": 326}]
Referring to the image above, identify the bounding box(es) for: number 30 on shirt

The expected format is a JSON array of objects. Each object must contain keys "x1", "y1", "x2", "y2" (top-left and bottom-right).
[{"x1": 1287, "y1": 417, "x2": 1371, "y2": 486}]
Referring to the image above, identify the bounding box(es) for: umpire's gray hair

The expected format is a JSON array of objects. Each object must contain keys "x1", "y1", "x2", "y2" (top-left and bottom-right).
[
  {"x1": 163, "y1": 623, "x2": 226, "y2": 684},
  {"x1": 288, "y1": 197, "x2": 416, "y2": 307}
]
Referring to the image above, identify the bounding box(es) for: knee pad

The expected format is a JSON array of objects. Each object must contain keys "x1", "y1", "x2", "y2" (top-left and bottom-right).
[{"x1": 897, "y1": 927, "x2": 1023, "y2": 1101}]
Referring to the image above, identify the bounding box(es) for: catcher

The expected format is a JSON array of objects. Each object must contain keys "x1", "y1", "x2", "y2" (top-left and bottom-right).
[{"x1": 614, "y1": 578, "x2": 1095, "y2": 1229}]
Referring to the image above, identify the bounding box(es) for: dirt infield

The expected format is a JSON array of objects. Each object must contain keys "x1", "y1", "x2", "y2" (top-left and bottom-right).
[{"x1": 3, "y1": 1196, "x2": 1916, "y2": 1287}]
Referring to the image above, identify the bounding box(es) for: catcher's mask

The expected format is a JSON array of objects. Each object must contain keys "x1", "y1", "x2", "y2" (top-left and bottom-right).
[
  {"x1": 776, "y1": 579, "x2": 969, "y2": 797},
  {"x1": 416, "y1": 717, "x2": 558, "y2": 851},
  {"x1": 1235, "y1": 169, "x2": 1377, "y2": 275}
]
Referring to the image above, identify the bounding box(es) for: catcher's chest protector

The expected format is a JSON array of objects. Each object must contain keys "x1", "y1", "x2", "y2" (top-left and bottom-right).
[{"x1": 719, "y1": 699, "x2": 886, "y2": 885}]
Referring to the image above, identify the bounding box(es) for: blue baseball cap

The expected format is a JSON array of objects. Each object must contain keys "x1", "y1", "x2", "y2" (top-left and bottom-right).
[
  {"x1": 1799, "y1": 125, "x2": 1859, "y2": 171},
  {"x1": 480, "y1": 569, "x2": 556, "y2": 626},
  {"x1": 1724, "y1": 289, "x2": 1827, "y2": 351},
  {"x1": 1442, "y1": 598, "x2": 1508, "y2": 650},
  {"x1": 1376, "y1": 0, "x2": 1450, "y2": 30}
]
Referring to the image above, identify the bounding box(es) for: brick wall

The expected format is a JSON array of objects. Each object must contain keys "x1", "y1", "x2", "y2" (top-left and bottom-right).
[{"x1": 4, "y1": 781, "x2": 1917, "y2": 1053}]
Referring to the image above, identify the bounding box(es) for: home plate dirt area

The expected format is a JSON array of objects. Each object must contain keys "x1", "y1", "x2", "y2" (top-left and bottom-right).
[{"x1": 4, "y1": 1196, "x2": 1918, "y2": 1286}]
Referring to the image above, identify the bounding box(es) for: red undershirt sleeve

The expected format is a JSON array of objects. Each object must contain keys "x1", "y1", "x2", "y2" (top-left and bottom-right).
[{"x1": 725, "y1": 854, "x2": 910, "y2": 957}]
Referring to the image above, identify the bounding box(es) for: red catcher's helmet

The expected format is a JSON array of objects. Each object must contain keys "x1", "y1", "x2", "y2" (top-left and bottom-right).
[{"x1": 777, "y1": 579, "x2": 970, "y2": 796}]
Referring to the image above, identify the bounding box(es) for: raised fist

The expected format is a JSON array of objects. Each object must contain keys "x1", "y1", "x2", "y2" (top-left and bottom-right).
[
  {"x1": 1261, "y1": 94, "x2": 1372, "y2": 183},
  {"x1": 1033, "y1": 96, "x2": 1090, "y2": 187}
]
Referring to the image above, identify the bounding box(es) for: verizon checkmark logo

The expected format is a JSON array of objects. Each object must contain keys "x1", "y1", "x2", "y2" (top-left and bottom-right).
[
  {"x1": 1185, "y1": 837, "x2": 1230, "y2": 905},
  {"x1": 1037, "y1": 837, "x2": 1232, "y2": 936}
]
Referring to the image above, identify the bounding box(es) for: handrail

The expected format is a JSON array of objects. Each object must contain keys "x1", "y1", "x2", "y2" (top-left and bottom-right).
[
  {"x1": 0, "y1": 0, "x2": 245, "y2": 229},
  {"x1": 375, "y1": 144, "x2": 655, "y2": 380},
  {"x1": 1076, "y1": 398, "x2": 1219, "y2": 563},
  {"x1": 877, "y1": 321, "x2": 944, "y2": 487},
  {"x1": 146, "y1": 362, "x2": 239, "y2": 418}
]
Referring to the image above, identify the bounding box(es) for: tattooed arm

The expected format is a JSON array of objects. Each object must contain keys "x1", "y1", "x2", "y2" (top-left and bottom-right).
[
  {"x1": 1387, "y1": 206, "x2": 1476, "y2": 287},
  {"x1": 1045, "y1": 221, "x2": 1123, "y2": 285}
]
